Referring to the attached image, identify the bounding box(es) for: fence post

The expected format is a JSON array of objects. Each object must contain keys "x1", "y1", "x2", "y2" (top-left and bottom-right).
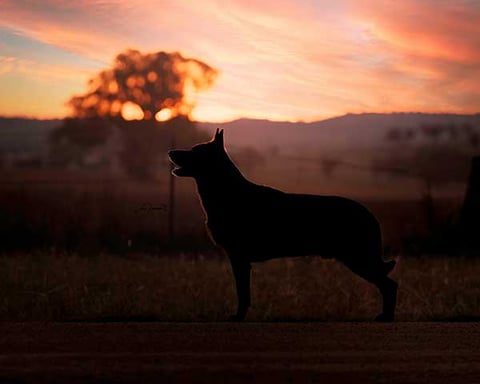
[{"x1": 460, "y1": 156, "x2": 480, "y2": 250}]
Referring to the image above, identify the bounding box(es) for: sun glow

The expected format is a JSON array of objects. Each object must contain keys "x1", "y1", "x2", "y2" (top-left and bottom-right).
[
  {"x1": 155, "y1": 108, "x2": 174, "y2": 122},
  {"x1": 121, "y1": 101, "x2": 144, "y2": 121}
]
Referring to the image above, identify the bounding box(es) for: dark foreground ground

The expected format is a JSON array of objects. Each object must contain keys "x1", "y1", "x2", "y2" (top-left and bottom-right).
[{"x1": 1, "y1": 322, "x2": 480, "y2": 383}]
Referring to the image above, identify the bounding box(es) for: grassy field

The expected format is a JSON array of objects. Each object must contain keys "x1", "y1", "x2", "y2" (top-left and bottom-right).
[
  {"x1": 0, "y1": 171, "x2": 465, "y2": 254},
  {"x1": 1, "y1": 252, "x2": 480, "y2": 322}
]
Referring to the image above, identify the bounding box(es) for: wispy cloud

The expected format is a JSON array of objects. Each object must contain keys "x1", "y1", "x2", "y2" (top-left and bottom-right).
[
  {"x1": 350, "y1": 0, "x2": 480, "y2": 113},
  {"x1": 0, "y1": 55, "x2": 93, "y2": 81}
]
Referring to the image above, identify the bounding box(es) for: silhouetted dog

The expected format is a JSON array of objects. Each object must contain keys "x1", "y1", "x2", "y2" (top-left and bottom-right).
[{"x1": 169, "y1": 129, "x2": 397, "y2": 321}]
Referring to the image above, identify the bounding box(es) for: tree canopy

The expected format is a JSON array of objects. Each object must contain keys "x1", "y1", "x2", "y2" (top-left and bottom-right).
[
  {"x1": 50, "y1": 50, "x2": 216, "y2": 179},
  {"x1": 68, "y1": 49, "x2": 218, "y2": 121}
]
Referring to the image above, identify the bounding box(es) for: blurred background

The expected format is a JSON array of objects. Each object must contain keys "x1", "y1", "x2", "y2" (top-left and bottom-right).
[{"x1": 0, "y1": 1, "x2": 480, "y2": 321}]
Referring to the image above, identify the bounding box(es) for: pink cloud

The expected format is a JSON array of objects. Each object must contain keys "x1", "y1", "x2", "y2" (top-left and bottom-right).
[
  {"x1": 348, "y1": 1, "x2": 480, "y2": 113},
  {"x1": 353, "y1": 1, "x2": 480, "y2": 62}
]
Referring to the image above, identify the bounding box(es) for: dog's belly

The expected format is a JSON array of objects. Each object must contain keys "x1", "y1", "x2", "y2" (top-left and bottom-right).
[{"x1": 243, "y1": 229, "x2": 365, "y2": 261}]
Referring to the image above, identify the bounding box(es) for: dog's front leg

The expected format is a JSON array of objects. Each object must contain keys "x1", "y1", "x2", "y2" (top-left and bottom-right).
[{"x1": 228, "y1": 259, "x2": 251, "y2": 321}]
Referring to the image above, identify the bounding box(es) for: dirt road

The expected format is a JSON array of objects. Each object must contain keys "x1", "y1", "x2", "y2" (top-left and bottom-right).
[{"x1": 1, "y1": 322, "x2": 480, "y2": 383}]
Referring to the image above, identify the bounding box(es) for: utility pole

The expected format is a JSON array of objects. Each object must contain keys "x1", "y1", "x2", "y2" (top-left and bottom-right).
[{"x1": 167, "y1": 119, "x2": 176, "y2": 242}]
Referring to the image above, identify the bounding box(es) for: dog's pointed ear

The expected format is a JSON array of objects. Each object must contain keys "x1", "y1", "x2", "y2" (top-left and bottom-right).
[{"x1": 214, "y1": 128, "x2": 224, "y2": 147}]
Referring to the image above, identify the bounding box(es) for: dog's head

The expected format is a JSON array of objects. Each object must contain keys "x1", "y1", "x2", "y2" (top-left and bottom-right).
[{"x1": 168, "y1": 128, "x2": 225, "y2": 178}]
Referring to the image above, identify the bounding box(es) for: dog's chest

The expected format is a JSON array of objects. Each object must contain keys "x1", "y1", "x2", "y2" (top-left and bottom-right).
[{"x1": 202, "y1": 201, "x2": 253, "y2": 247}]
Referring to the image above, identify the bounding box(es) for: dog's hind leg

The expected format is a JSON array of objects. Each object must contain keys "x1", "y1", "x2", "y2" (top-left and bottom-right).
[
  {"x1": 343, "y1": 259, "x2": 398, "y2": 322},
  {"x1": 228, "y1": 259, "x2": 251, "y2": 322},
  {"x1": 371, "y1": 274, "x2": 397, "y2": 322}
]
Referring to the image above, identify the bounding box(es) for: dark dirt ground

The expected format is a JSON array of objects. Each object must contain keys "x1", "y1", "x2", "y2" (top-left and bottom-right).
[{"x1": 1, "y1": 322, "x2": 480, "y2": 383}]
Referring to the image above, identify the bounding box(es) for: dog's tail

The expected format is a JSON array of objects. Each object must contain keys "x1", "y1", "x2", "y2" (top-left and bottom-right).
[{"x1": 383, "y1": 260, "x2": 396, "y2": 276}]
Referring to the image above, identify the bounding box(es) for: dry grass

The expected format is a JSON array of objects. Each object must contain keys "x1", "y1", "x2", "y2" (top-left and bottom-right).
[{"x1": 1, "y1": 252, "x2": 479, "y2": 322}]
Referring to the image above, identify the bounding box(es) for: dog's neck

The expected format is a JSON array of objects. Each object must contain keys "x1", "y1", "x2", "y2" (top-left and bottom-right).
[{"x1": 194, "y1": 152, "x2": 249, "y2": 220}]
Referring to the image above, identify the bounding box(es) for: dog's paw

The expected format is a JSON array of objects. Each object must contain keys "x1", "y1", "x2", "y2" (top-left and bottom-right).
[{"x1": 374, "y1": 313, "x2": 394, "y2": 322}]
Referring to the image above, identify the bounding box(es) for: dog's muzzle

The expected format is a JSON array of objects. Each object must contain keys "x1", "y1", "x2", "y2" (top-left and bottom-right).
[{"x1": 168, "y1": 150, "x2": 192, "y2": 177}]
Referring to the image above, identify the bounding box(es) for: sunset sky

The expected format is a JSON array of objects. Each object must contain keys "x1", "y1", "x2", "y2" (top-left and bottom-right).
[{"x1": 0, "y1": 0, "x2": 479, "y2": 122}]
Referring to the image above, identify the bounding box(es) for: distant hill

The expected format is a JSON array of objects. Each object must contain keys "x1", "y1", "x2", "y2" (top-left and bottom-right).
[
  {"x1": 0, "y1": 117, "x2": 61, "y2": 155},
  {"x1": 198, "y1": 113, "x2": 480, "y2": 155},
  {"x1": 2, "y1": 113, "x2": 480, "y2": 157},
  {"x1": 2, "y1": 113, "x2": 479, "y2": 198}
]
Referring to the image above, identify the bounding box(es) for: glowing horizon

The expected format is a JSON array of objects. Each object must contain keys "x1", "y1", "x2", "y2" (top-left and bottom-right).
[{"x1": 0, "y1": 1, "x2": 479, "y2": 123}]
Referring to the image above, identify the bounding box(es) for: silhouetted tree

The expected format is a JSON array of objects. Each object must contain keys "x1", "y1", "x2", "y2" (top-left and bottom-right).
[
  {"x1": 421, "y1": 124, "x2": 444, "y2": 141},
  {"x1": 50, "y1": 117, "x2": 113, "y2": 166},
  {"x1": 321, "y1": 158, "x2": 341, "y2": 179},
  {"x1": 385, "y1": 127, "x2": 403, "y2": 142},
  {"x1": 469, "y1": 132, "x2": 479, "y2": 148},
  {"x1": 378, "y1": 122, "x2": 480, "y2": 188},
  {"x1": 460, "y1": 156, "x2": 480, "y2": 251},
  {"x1": 68, "y1": 49, "x2": 217, "y2": 121},
  {"x1": 50, "y1": 50, "x2": 217, "y2": 178}
]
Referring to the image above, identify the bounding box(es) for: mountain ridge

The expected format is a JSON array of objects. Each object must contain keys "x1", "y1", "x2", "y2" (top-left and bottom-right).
[
  {"x1": 198, "y1": 112, "x2": 480, "y2": 154},
  {"x1": 1, "y1": 112, "x2": 479, "y2": 156}
]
